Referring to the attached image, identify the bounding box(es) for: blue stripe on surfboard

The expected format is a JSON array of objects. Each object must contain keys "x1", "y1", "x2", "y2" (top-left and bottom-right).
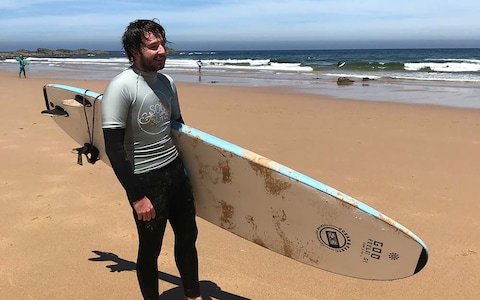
[
  {"x1": 50, "y1": 84, "x2": 104, "y2": 100},
  {"x1": 50, "y1": 83, "x2": 428, "y2": 252}
]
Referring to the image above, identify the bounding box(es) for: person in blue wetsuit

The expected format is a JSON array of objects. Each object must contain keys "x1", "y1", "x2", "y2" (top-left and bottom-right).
[
  {"x1": 102, "y1": 19, "x2": 202, "y2": 300},
  {"x1": 18, "y1": 55, "x2": 27, "y2": 78}
]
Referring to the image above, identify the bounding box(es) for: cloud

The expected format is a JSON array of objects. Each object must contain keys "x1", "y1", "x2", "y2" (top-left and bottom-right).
[{"x1": 1, "y1": 0, "x2": 479, "y2": 50}]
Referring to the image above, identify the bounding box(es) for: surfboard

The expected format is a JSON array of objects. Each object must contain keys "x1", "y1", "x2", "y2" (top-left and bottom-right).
[
  {"x1": 41, "y1": 83, "x2": 428, "y2": 280},
  {"x1": 16, "y1": 57, "x2": 29, "y2": 64}
]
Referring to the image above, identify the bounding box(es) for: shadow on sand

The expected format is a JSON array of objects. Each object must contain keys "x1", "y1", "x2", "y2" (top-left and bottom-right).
[{"x1": 89, "y1": 250, "x2": 250, "y2": 300}]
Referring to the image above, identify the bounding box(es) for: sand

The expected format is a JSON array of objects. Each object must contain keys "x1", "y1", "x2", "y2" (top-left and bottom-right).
[{"x1": 0, "y1": 71, "x2": 479, "y2": 299}]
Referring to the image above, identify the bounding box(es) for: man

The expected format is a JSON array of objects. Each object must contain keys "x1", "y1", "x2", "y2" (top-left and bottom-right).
[
  {"x1": 196, "y1": 60, "x2": 202, "y2": 73},
  {"x1": 101, "y1": 19, "x2": 202, "y2": 300}
]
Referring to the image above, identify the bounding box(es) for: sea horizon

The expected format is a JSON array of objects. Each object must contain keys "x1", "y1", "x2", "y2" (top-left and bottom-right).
[{"x1": 1, "y1": 47, "x2": 479, "y2": 109}]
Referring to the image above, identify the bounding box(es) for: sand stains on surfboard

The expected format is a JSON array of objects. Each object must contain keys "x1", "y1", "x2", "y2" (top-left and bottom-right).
[
  {"x1": 249, "y1": 161, "x2": 291, "y2": 196},
  {"x1": 215, "y1": 160, "x2": 232, "y2": 184},
  {"x1": 272, "y1": 209, "x2": 295, "y2": 258},
  {"x1": 195, "y1": 158, "x2": 232, "y2": 184},
  {"x1": 219, "y1": 199, "x2": 235, "y2": 229}
]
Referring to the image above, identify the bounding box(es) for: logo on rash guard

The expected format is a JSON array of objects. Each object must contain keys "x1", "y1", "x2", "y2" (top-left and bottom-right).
[{"x1": 137, "y1": 91, "x2": 171, "y2": 134}]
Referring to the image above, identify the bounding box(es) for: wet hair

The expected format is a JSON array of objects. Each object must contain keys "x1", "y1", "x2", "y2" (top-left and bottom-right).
[{"x1": 122, "y1": 19, "x2": 168, "y2": 62}]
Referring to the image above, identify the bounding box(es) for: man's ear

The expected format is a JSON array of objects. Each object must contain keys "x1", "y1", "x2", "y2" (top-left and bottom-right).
[{"x1": 131, "y1": 48, "x2": 140, "y2": 60}]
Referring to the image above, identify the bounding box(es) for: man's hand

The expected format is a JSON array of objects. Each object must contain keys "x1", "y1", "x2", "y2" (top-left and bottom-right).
[{"x1": 133, "y1": 197, "x2": 156, "y2": 221}]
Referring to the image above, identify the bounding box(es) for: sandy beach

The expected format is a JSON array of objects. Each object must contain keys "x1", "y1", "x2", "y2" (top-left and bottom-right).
[{"x1": 0, "y1": 71, "x2": 479, "y2": 299}]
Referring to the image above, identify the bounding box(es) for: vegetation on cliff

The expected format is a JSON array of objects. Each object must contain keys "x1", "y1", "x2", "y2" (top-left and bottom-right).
[
  {"x1": 0, "y1": 47, "x2": 179, "y2": 59},
  {"x1": 0, "y1": 48, "x2": 109, "y2": 59}
]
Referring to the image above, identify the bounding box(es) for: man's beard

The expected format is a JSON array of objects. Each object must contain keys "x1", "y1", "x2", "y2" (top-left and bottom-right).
[{"x1": 139, "y1": 53, "x2": 165, "y2": 73}]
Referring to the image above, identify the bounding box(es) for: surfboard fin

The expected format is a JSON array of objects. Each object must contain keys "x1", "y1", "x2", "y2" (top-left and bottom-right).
[
  {"x1": 73, "y1": 143, "x2": 99, "y2": 165},
  {"x1": 41, "y1": 106, "x2": 69, "y2": 117},
  {"x1": 62, "y1": 95, "x2": 92, "y2": 107}
]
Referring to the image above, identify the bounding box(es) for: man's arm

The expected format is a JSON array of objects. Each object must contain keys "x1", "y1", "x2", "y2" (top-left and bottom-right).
[
  {"x1": 103, "y1": 128, "x2": 144, "y2": 203},
  {"x1": 103, "y1": 128, "x2": 156, "y2": 221}
]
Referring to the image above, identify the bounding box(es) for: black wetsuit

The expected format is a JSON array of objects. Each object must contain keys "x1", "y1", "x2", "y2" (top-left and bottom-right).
[{"x1": 102, "y1": 66, "x2": 200, "y2": 299}]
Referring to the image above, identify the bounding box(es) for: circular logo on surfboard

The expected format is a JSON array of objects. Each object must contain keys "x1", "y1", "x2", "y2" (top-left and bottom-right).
[{"x1": 316, "y1": 225, "x2": 351, "y2": 252}]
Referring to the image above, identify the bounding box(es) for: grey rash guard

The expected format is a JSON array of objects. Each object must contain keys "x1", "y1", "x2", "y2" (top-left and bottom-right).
[{"x1": 102, "y1": 66, "x2": 181, "y2": 174}]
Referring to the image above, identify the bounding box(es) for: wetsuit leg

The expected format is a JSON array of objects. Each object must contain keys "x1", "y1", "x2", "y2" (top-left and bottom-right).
[
  {"x1": 132, "y1": 164, "x2": 173, "y2": 300},
  {"x1": 168, "y1": 159, "x2": 200, "y2": 298},
  {"x1": 131, "y1": 157, "x2": 200, "y2": 299},
  {"x1": 135, "y1": 216, "x2": 167, "y2": 300}
]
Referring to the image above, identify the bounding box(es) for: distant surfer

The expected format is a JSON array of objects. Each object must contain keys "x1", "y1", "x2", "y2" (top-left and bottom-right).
[
  {"x1": 337, "y1": 61, "x2": 346, "y2": 68},
  {"x1": 17, "y1": 55, "x2": 27, "y2": 78},
  {"x1": 196, "y1": 59, "x2": 202, "y2": 73}
]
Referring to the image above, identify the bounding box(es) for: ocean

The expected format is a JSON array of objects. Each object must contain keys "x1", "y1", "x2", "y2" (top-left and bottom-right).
[{"x1": 1, "y1": 48, "x2": 480, "y2": 108}]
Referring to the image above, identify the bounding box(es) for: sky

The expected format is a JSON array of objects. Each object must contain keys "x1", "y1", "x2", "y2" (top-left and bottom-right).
[{"x1": 1, "y1": 0, "x2": 479, "y2": 51}]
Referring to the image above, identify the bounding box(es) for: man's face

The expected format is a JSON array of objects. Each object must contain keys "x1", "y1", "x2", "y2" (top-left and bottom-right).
[{"x1": 133, "y1": 32, "x2": 167, "y2": 73}]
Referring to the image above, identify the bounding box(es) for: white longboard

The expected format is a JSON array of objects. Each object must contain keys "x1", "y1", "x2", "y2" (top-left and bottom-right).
[{"x1": 41, "y1": 83, "x2": 428, "y2": 280}]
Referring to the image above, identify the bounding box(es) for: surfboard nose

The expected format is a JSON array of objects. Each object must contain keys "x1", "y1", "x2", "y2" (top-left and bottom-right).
[{"x1": 414, "y1": 247, "x2": 428, "y2": 274}]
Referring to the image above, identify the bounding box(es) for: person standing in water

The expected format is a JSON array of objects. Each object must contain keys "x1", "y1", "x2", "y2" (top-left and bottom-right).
[{"x1": 196, "y1": 59, "x2": 203, "y2": 73}]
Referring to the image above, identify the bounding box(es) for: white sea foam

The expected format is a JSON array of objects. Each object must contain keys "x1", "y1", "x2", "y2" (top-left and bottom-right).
[
  {"x1": 404, "y1": 59, "x2": 480, "y2": 72},
  {"x1": 3, "y1": 56, "x2": 312, "y2": 72},
  {"x1": 166, "y1": 58, "x2": 312, "y2": 72}
]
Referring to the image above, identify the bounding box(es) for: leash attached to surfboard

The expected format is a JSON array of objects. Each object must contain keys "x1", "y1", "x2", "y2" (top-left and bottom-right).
[
  {"x1": 41, "y1": 85, "x2": 101, "y2": 165},
  {"x1": 73, "y1": 143, "x2": 99, "y2": 165},
  {"x1": 74, "y1": 90, "x2": 102, "y2": 165}
]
